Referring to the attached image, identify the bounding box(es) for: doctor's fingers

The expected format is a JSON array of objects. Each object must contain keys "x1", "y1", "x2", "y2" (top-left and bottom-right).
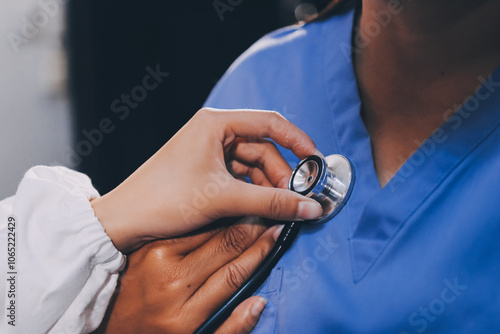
[
  {"x1": 186, "y1": 225, "x2": 282, "y2": 321},
  {"x1": 198, "y1": 108, "x2": 318, "y2": 159},
  {"x1": 143, "y1": 226, "x2": 223, "y2": 257},
  {"x1": 214, "y1": 296, "x2": 267, "y2": 334},
  {"x1": 228, "y1": 138, "x2": 292, "y2": 189},
  {"x1": 230, "y1": 161, "x2": 274, "y2": 187},
  {"x1": 223, "y1": 181, "x2": 323, "y2": 221},
  {"x1": 183, "y1": 217, "x2": 268, "y2": 287}
]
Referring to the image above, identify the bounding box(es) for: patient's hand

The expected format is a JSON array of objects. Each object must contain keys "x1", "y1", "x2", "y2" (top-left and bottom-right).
[{"x1": 95, "y1": 217, "x2": 282, "y2": 334}]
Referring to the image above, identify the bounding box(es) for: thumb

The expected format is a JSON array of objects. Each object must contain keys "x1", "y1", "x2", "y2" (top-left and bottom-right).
[
  {"x1": 228, "y1": 182, "x2": 324, "y2": 221},
  {"x1": 214, "y1": 296, "x2": 268, "y2": 334}
]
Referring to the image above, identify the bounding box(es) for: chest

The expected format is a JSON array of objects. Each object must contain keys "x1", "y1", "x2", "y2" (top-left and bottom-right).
[{"x1": 361, "y1": 105, "x2": 447, "y2": 187}]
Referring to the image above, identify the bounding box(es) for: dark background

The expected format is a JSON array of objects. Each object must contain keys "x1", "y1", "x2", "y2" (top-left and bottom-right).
[{"x1": 67, "y1": 0, "x2": 330, "y2": 194}]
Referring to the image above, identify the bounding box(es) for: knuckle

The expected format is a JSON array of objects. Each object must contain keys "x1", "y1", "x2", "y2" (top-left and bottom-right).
[
  {"x1": 269, "y1": 191, "x2": 286, "y2": 218},
  {"x1": 269, "y1": 115, "x2": 292, "y2": 146},
  {"x1": 259, "y1": 140, "x2": 279, "y2": 162},
  {"x1": 130, "y1": 241, "x2": 169, "y2": 267},
  {"x1": 268, "y1": 111, "x2": 284, "y2": 131},
  {"x1": 218, "y1": 225, "x2": 252, "y2": 255},
  {"x1": 152, "y1": 264, "x2": 184, "y2": 293},
  {"x1": 245, "y1": 141, "x2": 260, "y2": 156},
  {"x1": 197, "y1": 107, "x2": 218, "y2": 121},
  {"x1": 252, "y1": 148, "x2": 267, "y2": 169},
  {"x1": 195, "y1": 107, "x2": 208, "y2": 119},
  {"x1": 225, "y1": 262, "x2": 249, "y2": 290},
  {"x1": 247, "y1": 166, "x2": 259, "y2": 181},
  {"x1": 269, "y1": 110, "x2": 284, "y2": 120},
  {"x1": 198, "y1": 107, "x2": 212, "y2": 115}
]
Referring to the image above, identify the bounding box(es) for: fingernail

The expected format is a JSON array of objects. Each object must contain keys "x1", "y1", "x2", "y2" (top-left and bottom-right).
[
  {"x1": 251, "y1": 297, "x2": 268, "y2": 317},
  {"x1": 313, "y1": 149, "x2": 325, "y2": 159},
  {"x1": 297, "y1": 201, "x2": 323, "y2": 220},
  {"x1": 272, "y1": 224, "x2": 285, "y2": 241}
]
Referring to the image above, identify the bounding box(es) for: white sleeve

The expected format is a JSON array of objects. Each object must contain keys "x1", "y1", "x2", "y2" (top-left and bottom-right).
[{"x1": 0, "y1": 166, "x2": 126, "y2": 334}]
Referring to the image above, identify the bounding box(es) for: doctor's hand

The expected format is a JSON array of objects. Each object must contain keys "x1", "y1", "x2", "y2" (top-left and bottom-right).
[
  {"x1": 91, "y1": 108, "x2": 323, "y2": 252},
  {"x1": 95, "y1": 217, "x2": 279, "y2": 334}
]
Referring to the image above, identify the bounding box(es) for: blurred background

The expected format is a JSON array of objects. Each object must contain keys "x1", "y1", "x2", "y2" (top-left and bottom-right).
[{"x1": 0, "y1": 0, "x2": 330, "y2": 198}]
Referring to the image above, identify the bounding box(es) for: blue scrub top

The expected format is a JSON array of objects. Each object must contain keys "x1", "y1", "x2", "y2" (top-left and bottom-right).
[{"x1": 204, "y1": 6, "x2": 500, "y2": 333}]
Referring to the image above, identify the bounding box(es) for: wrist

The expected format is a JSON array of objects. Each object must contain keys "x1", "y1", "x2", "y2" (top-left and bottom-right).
[{"x1": 91, "y1": 194, "x2": 144, "y2": 253}]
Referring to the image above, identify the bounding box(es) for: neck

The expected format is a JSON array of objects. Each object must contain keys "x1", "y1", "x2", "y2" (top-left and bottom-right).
[
  {"x1": 356, "y1": 0, "x2": 500, "y2": 75},
  {"x1": 354, "y1": 0, "x2": 500, "y2": 120}
]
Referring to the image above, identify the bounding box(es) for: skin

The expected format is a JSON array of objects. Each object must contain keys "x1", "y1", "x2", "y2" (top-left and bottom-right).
[
  {"x1": 355, "y1": 0, "x2": 500, "y2": 186},
  {"x1": 91, "y1": 108, "x2": 325, "y2": 332}
]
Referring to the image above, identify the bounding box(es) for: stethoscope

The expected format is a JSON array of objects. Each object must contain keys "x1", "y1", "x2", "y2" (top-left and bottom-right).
[{"x1": 194, "y1": 154, "x2": 355, "y2": 334}]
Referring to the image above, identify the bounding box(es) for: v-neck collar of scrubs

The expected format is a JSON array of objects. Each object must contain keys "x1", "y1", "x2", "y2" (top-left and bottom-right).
[{"x1": 325, "y1": 5, "x2": 500, "y2": 283}]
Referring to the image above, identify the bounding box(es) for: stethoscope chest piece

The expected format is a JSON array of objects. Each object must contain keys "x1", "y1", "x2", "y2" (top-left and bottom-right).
[{"x1": 289, "y1": 154, "x2": 354, "y2": 224}]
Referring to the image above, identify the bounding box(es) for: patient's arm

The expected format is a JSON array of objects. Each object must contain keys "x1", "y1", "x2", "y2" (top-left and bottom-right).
[{"x1": 94, "y1": 217, "x2": 281, "y2": 334}]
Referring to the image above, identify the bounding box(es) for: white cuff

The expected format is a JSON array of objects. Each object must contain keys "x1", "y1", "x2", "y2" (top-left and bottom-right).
[{"x1": 1, "y1": 166, "x2": 126, "y2": 333}]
